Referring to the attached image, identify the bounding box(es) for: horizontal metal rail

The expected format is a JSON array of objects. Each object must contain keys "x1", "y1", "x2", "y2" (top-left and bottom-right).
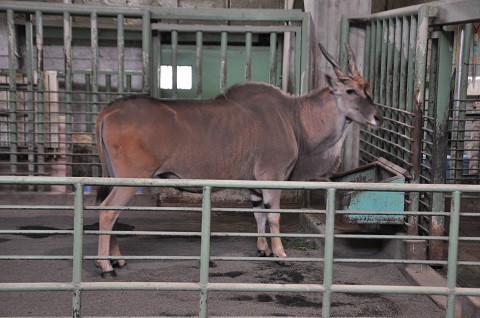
[
  {"x1": 4, "y1": 176, "x2": 480, "y2": 192},
  {"x1": 0, "y1": 176, "x2": 480, "y2": 318},
  {"x1": 0, "y1": 1, "x2": 306, "y2": 21}
]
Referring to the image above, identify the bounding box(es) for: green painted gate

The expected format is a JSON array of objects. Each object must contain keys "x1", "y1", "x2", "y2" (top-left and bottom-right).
[
  {"x1": 339, "y1": 1, "x2": 480, "y2": 261},
  {"x1": 0, "y1": 0, "x2": 310, "y2": 183}
]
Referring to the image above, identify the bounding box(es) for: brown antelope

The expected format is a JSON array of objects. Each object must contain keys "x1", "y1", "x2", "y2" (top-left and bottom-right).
[{"x1": 94, "y1": 43, "x2": 383, "y2": 277}]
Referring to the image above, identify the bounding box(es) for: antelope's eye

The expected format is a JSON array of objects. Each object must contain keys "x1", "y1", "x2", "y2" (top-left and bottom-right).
[{"x1": 346, "y1": 89, "x2": 357, "y2": 95}]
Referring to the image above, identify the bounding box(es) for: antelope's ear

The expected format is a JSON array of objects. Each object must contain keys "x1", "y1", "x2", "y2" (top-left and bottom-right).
[{"x1": 326, "y1": 75, "x2": 339, "y2": 94}]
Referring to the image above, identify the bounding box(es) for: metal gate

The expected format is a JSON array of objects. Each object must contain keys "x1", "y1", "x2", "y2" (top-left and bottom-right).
[
  {"x1": 339, "y1": 1, "x2": 480, "y2": 260},
  {"x1": 0, "y1": 1, "x2": 310, "y2": 184}
]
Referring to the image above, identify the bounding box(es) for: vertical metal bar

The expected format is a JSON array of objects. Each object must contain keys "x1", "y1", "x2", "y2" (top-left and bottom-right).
[
  {"x1": 409, "y1": 6, "x2": 429, "y2": 236},
  {"x1": 300, "y1": 13, "x2": 309, "y2": 93},
  {"x1": 7, "y1": 9, "x2": 17, "y2": 177},
  {"x1": 386, "y1": 18, "x2": 394, "y2": 107},
  {"x1": 322, "y1": 188, "x2": 335, "y2": 318},
  {"x1": 245, "y1": 31, "x2": 252, "y2": 82},
  {"x1": 364, "y1": 23, "x2": 371, "y2": 81},
  {"x1": 406, "y1": 14, "x2": 417, "y2": 113},
  {"x1": 152, "y1": 31, "x2": 160, "y2": 98},
  {"x1": 399, "y1": 16, "x2": 410, "y2": 111},
  {"x1": 446, "y1": 190, "x2": 461, "y2": 318},
  {"x1": 339, "y1": 16, "x2": 349, "y2": 72},
  {"x1": 64, "y1": 9, "x2": 73, "y2": 178},
  {"x1": 393, "y1": 17, "x2": 402, "y2": 161},
  {"x1": 406, "y1": 14, "x2": 417, "y2": 171},
  {"x1": 171, "y1": 30, "x2": 178, "y2": 98},
  {"x1": 36, "y1": 10, "x2": 45, "y2": 185},
  {"x1": 126, "y1": 75, "x2": 132, "y2": 93},
  {"x1": 199, "y1": 186, "x2": 212, "y2": 318},
  {"x1": 453, "y1": 24, "x2": 473, "y2": 182},
  {"x1": 269, "y1": 32, "x2": 277, "y2": 85},
  {"x1": 377, "y1": 19, "x2": 388, "y2": 159},
  {"x1": 85, "y1": 74, "x2": 91, "y2": 132},
  {"x1": 430, "y1": 30, "x2": 453, "y2": 261},
  {"x1": 369, "y1": 21, "x2": 377, "y2": 101},
  {"x1": 91, "y1": 12, "x2": 99, "y2": 114},
  {"x1": 380, "y1": 19, "x2": 388, "y2": 106},
  {"x1": 196, "y1": 31, "x2": 203, "y2": 99},
  {"x1": 142, "y1": 10, "x2": 151, "y2": 94},
  {"x1": 25, "y1": 14, "x2": 35, "y2": 186},
  {"x1": 374, "y1": 20, "x2": 382, "y2": 104},
  {"x1": 117, "y1": 14, "x2": 125, "y2": 96},
  {"x1": 373, "y1": 20, "x2": 383, "y2": 160},
  {"x1": 362, "y1": 22, "x2": 372, "y2": 164},
  {"x1": 406, "y1": 14, "x2": 418, "y2": 236},
  {"x1": 72, "y1": 183, "x2": 84, "y2": 318},
  {"x1": 106, "y1": 74, "x2": 112, "y2": 103},
  {"x1": 220, "y1": 31, "x2": 227, "y2": 93},
  {"x1": 399, "y1": 17, "x2": 410, "y2": 179},
  {"x1": 393, "y1": 17, "x2": 401, "y2": 108},
  {"x1": 294, "y1": 29, "x2": 302, "y2": 95},
  {"x1": 91, "y1": 12, "x2": 99, "y2": 178},
  {"x1": 339, "y1": 16, "x2": 354, "y2": 169}
]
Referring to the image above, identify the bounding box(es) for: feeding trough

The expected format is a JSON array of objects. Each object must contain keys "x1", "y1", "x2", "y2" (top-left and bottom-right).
[{"x1": 329, "y1": 158, "x2": 412, "y2": 225}]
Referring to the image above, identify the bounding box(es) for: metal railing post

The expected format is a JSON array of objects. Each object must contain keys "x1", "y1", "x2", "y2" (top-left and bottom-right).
[
  {"x1": 72, "y1": 183, "x2": 84, "y2": 317},
  {"x1": 199, "y1": 186, "x2": 212, "y2": 318},
  {"x1": 322, "y1": 188, "x2": 336, "y2": 318},
  {"x1": 446, "y1": 190, "x2": 461, "y2": 318}
]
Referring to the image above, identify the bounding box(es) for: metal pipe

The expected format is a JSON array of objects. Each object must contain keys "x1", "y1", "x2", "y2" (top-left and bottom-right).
[
  {"x1": 25, "y1": 14, "x2": 35, "y2": 188},
  {"x1": 220, "y1": 31, "x2": 227, "y2": 93},
  {"x1": 245, "y1": 31, "x2": 252, "y2": 81},
  {"x1": 171, "y1": 30, "x2": 178, "y2": 98},
  {"x1": 7, "y1": 9, "x2": 17, "y2": 178},
  {"x1": 90, "y1": 12, "x2": 100, "y2": 178},
  {"x1": 322, "y1": 188, "x2": 335, "y2": 318},
  {"x1": 72, "y1": 184, "x2": 84, "y2": 318},
  {"x1": 446, "y1": 190, "x2": 461, "y2": 318},
  {"x1": 269, "y1": 32, "x2": 277, "y2": 85},
  {"x1": 35, "y1": 10, "x2": 45, "y2": 190},
  {"x1": 199, "y1": 186, "x2": 212, "y2": 318},
  {"x1": 452, "y1": 24, "x2": 473, "y2": 181},
  {"x1": 142, "y1": 10, "x2": 151, "y2": 94},
  {"x1": 117, "y1": 14, "x2": 125, "y2": 95},
  {"x1": 63, "y1": 7, "x2": 73, "y2": 178},
  {"x1": 196, "y1": 31, "x2": 203, "y2": 99}
]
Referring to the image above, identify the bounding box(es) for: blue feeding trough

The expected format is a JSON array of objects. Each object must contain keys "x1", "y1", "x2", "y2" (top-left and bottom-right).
[{"x1": 329, "y1": 158, "x2": 411, "y2": 225}]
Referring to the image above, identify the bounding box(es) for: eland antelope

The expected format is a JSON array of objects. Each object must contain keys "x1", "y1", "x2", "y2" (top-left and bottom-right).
[{"x1": 94, "y1": 43, "x2": 383, "y2": 277}]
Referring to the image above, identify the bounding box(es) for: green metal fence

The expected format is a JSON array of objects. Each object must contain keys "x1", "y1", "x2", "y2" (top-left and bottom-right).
[
  {"x1": 340, "y1": 1, "x2": 480, "y2": 261},
  {"x1": 1, "y1": 176, "x2": 480, "y2": 317},
  {"x1": 0, "y1": 1, "x2": 310, "y2": 183}
]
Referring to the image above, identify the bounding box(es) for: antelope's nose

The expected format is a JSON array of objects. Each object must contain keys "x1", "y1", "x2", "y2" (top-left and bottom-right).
[{"x1": 374, "y1": 112, "x2": 384, "y2": 127}]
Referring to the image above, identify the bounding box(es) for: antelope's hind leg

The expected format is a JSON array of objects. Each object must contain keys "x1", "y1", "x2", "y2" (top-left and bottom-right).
[
  {"x1": 251, "y1": 191, "x2": 272, "y2": 257},
  {"x1": 97, "y1": 186, "x2": 138, "y2": 277},
  {"x1": 262, "y1": 189, "x2": 287, "y2": 259}
]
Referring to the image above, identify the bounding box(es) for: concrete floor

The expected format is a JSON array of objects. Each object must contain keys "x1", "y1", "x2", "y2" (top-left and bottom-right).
[{"x1": 0, "y1": 199, "x2": 446, "y2": 318}]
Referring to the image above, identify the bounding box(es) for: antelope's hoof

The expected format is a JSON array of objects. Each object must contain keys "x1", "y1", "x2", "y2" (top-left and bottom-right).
[
  {"x1": 274, "y1": 254, "x2": 291, "y2": 267},
  {"x1": 111, "y1": 260, "x2": 126, "y2": 269},
  {"x1": 100, "y1": 270, "x2": 117, "y2": 278},
  {"x1": 257, "y1": 250, "x2": 273, "y2": 257},
  {"x1": 276, "y1": 260, "x2": 292, "y2": 267}
]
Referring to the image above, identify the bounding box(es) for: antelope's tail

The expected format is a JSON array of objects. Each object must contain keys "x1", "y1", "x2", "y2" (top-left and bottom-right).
[{"x1": 95, "y1": 115, "x2": 114, "y2": 204}]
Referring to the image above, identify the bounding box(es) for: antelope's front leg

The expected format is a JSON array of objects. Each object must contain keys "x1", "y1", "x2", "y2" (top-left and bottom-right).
[{"x1": 254, "y1": 212, "x2": 272, "y2": 257}]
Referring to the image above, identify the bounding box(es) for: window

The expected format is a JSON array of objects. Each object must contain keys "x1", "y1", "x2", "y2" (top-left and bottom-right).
[{"x1": 159, "y1": 65, "x2": 192, "y2": 90}]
